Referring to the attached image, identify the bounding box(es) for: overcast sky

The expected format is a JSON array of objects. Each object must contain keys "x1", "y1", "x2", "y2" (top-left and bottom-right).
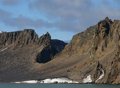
[{"x1": 0, "y1": 0, "x2": 120, "y2": 41}]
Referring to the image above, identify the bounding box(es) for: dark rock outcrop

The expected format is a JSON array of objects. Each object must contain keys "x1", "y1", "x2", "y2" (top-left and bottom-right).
[
  {"x1": 36, "y1": 39, "x2": 66, "y2": 63},
  {"x1": 38, "y1": 32, "x2": 51, "y2": 46}
]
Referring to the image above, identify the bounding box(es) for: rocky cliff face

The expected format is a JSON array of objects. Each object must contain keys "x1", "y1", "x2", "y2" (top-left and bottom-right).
[
  {"x1": 40, "y1": 17, "x2": 120, "y2": 84},
  {"x1": 0, "y1": 29, "x2": 38, "y2": 47},
  {"x1": 61, "y1": 17, "x2": 120, "y2": 84}
]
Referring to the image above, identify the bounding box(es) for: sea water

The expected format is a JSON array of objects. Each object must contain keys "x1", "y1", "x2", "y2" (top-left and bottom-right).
[{"x1": 0, "y1": 84, "x2": 119, "y2": 88}]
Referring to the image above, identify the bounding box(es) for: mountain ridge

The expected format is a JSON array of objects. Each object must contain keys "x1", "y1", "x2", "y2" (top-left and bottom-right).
[
  {"x1": 40, "y1": 17, "x2": 120, "y2": 84},
  {"x1": 0, "y1": 29, "x2": 66, "y2": 82}
]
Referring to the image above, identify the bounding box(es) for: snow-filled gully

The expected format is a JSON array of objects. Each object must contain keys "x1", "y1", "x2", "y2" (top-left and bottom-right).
[
  {"x1": 0, "y1": 47, "x2": 8, "y2": 52},
  {"x1": 95, "y1": 69, "x2": 105, "y2": 82}
]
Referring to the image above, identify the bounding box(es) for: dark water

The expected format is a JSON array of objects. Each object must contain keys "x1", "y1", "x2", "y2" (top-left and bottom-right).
[{"x1": 0, "y1": 84, "x2": 119, "y2": 88}]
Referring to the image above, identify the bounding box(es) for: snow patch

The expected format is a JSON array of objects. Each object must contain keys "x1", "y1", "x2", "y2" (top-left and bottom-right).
[
  {"x1": 40, "y1": 78, "x2": 79, "y2": 83},
  {"x1": 83, "y1": 75, "x2": 92, "y2": 83},
  {"x1": 13, "y1": 78, "x2": 79, "y2": 84},
  {"x1": 0, "y1": 47, "x2": 8, "y2": 52},
  {"x1": 95, "y1": 69, "x2": 105, "y2": 82},
  {"x1": 14, "y1": 80, "x2": 38, "y2": 84}
]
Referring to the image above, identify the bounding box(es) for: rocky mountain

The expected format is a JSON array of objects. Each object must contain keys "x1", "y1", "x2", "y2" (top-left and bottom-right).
[
  {"x1": 0, "y1": 29, "x2": 66, "y2": 82},
  {"x1": 55, "y1": 17, "x2": 120, "y2": 84},
  {"x1": 0, "y1": 17, "x2": 120, "y2": 84},
  {"x1": 33, "y1": 17, "x2": 120, "y2": 84}
]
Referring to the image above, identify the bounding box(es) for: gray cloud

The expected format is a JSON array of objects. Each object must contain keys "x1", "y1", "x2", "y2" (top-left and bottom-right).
[
  {"x1": 0, "y1": 9, "x2": 52, "y2": 29},
  {"x1": 0, "y1": 0, "x2": 120, "y2": 33},
  {"x1": 0, "y1": 9, "x2": 12, "y2": 22},
  {"x1": 30, "y1": 0, "x2": 120, "y2": 32},
  {"x1": 30, "y1": 0, "x2": 92, "y2": 19}
]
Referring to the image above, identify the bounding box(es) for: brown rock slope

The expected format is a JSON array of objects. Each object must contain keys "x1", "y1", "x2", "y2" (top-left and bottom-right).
[
  {"x1": 36, "y1": 17, "x2": 120, "y2": 84},
  {"x1": 0, "y1": 29, "x2": 66, "y2": 82}
]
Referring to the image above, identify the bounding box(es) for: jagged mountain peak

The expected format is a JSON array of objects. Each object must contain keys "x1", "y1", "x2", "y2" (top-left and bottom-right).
[
  {"x1": 43, "y1": 32, "x2": 51, "y2": 40},
  {"x1": 23, "y1": 29, "x2": 35, "y2": 32},
  {"x1": 45, "y1": 32, "x2": 51, "y2": 37},
  {"x1": 104, "y1": 17, "x2": 112, "y2": 22},
  {"x1": 97, "y1": 17, "x2": 113, "y2": 32},
  {"x1": 38, "y1": 32, "x2": 51, "y2": 46},
  {"x1": 0, "y1": 29, "x2": 39, "y2": 47}
]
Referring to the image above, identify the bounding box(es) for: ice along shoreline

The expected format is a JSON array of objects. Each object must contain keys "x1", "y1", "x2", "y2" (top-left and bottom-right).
[{"x1": 12, "y1": 78, "x2": 79, "y2": 84}]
